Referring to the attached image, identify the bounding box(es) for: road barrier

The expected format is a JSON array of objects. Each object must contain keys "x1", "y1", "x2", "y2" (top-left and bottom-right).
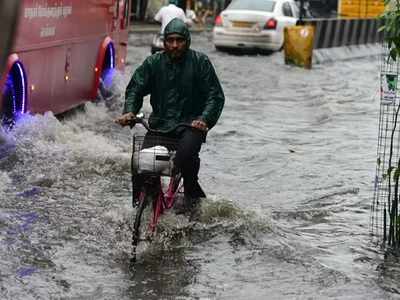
[
  {"x1": 303, "y1": 17, "x2": 384, "y2": 49},
  {"x1": 284, "y1": 26, "x2": 314, "y2": 69},
  {"x1": 284, "y1": 18, "x2": 384, "y2": 68}
]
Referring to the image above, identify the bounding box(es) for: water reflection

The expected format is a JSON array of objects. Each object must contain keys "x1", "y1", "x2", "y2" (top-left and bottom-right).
[
  {"x1": 377, "y1": 250, "x2": 400, "y2": 295},
  {"x1": 126, "y1": 248, "x2": 199, "y2": 299}
]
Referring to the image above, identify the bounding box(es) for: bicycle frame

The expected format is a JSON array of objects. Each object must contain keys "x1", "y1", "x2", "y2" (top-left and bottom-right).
[
  {"x1": 147, "y1": 173, "x2": 182, "y2": 232},
  {"x1": 130, "y1": 116, "x2": 192, "y2": 262},
  {"x1": 131, "y1": 173, "x2": 182, "y2": 262}
]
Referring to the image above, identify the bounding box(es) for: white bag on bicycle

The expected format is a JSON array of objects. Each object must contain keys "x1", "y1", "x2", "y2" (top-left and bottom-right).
[{"x1": 134, "y1": 145, "x2": 171, "y2": 173}]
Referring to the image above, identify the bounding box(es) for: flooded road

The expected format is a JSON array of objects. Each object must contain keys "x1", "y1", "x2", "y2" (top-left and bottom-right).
[{"x1": 0, "y1": 32, "x2": 398, "y2": 299}]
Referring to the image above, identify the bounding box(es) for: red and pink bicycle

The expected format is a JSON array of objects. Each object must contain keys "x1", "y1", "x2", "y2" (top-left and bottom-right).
[{"x1": 130, "y1": 116, "x2": 187, "y2": 261}]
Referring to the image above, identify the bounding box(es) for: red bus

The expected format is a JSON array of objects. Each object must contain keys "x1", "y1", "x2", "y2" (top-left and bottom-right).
[{"x1": 0, "y1": 0, "x2": 130, "y2": 127}]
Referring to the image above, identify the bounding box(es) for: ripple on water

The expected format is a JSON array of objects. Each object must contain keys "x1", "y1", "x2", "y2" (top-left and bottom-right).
[{"x1": 0, "y1": 35, "x2": 391, "y2": 299}]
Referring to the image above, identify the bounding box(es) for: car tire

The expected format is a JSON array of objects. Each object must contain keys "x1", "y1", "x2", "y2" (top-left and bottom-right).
[{"x1": 260, "y1": 49, "x2": 274, "y2": 55}]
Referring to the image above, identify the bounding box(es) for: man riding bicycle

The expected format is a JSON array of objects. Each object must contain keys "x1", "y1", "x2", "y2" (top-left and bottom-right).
[{"x1": 115, "y1": 18, "x2": 225, "y2": 214}]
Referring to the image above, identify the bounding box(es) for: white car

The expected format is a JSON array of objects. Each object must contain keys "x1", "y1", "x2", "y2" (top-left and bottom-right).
[{"x1": 213, "y1": 0, "x2": 299, "y2": 52}]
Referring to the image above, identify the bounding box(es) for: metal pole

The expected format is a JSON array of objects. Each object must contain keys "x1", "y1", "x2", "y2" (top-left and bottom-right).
[{"x1": 299, "y1": 0, "x2": 305, "y2": 25}]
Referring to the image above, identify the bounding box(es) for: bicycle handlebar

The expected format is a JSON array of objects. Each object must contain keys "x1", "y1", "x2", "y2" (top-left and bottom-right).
[{"x1": 129, "y1": 115, "x2": 193, "y2": 135}]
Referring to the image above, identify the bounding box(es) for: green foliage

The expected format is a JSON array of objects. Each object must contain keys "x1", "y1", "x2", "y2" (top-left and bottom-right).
[
  {"x1": 388, "y1": 166, "x2": 395, "y2": 177},
  {"x1": 379, "y1": 0, "x2": 400, "y2": 61},
  {"x1": 383, "y1": 166, "x2": 396, "y2": 180},
  {"x1": 394, "y1": 167, "x2": 400, "y2": 181}
]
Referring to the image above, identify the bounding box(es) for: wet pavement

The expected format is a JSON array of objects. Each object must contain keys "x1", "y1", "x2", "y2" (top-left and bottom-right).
[{"x1": 0, "y1": 32, "x2": 399, "y2": 299}]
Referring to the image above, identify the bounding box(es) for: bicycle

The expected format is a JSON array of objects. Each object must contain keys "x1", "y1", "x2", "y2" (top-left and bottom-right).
[{"x1": 130, "y1": 116, "x2": 191, "y2": 261}]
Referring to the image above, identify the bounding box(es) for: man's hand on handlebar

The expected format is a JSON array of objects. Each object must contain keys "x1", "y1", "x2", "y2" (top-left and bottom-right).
[
  {"x1": 115, "y1": 114, "x2": 208, "y2": 132},
  {"x1": 191, "y1": 119, "x2": 208, "y2": 132},
  {"x1": 114, "y1": 112, "x2": 136, "y2": 127}
]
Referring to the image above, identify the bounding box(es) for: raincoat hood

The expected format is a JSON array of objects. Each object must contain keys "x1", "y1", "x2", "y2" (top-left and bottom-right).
[{"x1": 164, "y1": 18, "x2": 191, "y2": 48}]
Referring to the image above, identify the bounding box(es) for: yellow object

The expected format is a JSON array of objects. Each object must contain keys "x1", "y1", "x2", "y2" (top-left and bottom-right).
[
  {"x1": 338, "y1": 0, "x2": 384, "y2": 18},
  {"x1": 284, "y1": 25, "x2": 315, "y2": 69}
]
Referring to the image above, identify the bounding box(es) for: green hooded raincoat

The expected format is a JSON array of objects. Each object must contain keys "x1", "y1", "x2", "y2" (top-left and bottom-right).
[{"x1": 123, "y1": 18, "x2": 225, "y2": 132}]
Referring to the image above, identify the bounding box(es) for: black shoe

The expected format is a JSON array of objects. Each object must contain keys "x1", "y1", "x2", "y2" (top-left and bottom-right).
[
  {"x1": 188, "y1": 200, "x2": 202, "y2": 221},
  {"x1": 173, "y1": 195, "x2": 186, "y2": 215},
  {"x1": 188, "y1": 196, "x2": 200, "y2": 208},
  {"x1": 185, "y1": 196, "x2": 202, "y2": 221},
  {"x1": 187, "y1": 182, "x2": 206, "y2": 199},
  {"x1": 174, "y1": 196, "x2": 201, "y2": 216}
]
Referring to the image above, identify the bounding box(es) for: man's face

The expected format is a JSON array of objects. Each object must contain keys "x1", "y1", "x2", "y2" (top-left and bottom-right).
[{"x1": 164, "y1": 33, "x2": 187, "y2": 60}]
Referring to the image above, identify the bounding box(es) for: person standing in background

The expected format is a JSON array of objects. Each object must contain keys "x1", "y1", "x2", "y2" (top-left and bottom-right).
[
  {"x1": 154, "y1": 0, "x2": 188, "y2": 34},
  {"x1": 185, "y1": 7, "x2": 198, "y2": 26}
]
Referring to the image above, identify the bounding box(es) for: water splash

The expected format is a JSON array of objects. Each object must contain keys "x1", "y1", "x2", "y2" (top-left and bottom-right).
[
  {"x1": 16, "y1": 187, "x2": 41, "y2": 198},
  {"x1": 17, "y1": 267, "x2": 37, "y2": 278},
  {"x1": 132, "y1": 197, "x2": 272, "y2": 255},
  {"x1": 0, "y1": 172, "x2": 12, "y2": 194}
]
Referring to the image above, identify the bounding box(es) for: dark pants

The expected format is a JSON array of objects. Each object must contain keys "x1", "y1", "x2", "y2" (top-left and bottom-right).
[
  {"x1": 173, "y1": 127, "x2": 206, "y2": 198},
  {"x1": 136, "y1": 127, "x2": 206, "y2": 199}
]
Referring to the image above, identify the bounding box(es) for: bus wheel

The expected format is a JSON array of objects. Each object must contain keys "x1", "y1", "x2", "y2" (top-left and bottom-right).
[
  {"x1": 98, "y1": 42, "x2": 116, "y2": 102},
  {"x1": 1, "y1": 61, "x2": 27, "y2": 130}
]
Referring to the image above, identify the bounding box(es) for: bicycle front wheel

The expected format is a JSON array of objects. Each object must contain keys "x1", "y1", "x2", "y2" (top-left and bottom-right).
[{"x1": 132, "y1": 191, "x2": 146, "y2": 260}]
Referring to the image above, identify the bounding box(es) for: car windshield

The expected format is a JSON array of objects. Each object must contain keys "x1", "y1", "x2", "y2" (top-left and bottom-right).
[{"x1": 228, "y1": 0, "x2": 276, "y2": 12}]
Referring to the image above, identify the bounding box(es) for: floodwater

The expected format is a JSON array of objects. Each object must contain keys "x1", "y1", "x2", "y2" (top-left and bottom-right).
[{"x1": 0, "y1": 32, "x2": 398, "y2": 299}]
